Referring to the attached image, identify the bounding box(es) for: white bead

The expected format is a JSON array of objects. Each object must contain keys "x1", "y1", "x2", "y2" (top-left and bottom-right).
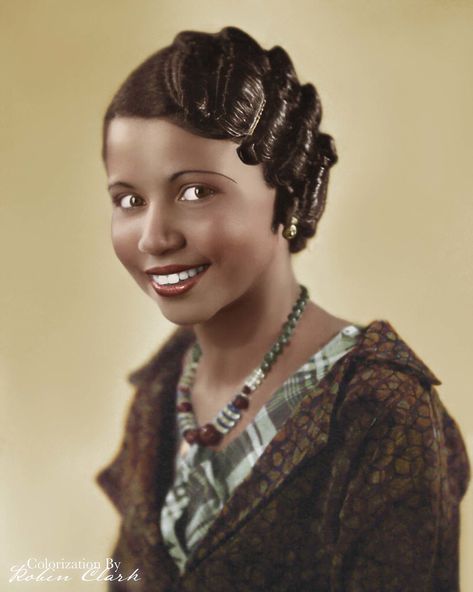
[
  {"x1": 216, "y1": 412, "x2": 237, "y2": 428},
  {"x1": 222, "y1": 406, "x2": 240, "y2": 421},
  {"x1": 214, "y1": 422, "x2": 227, "y2": 434}
]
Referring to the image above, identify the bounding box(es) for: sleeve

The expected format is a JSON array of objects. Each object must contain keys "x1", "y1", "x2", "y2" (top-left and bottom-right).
[{"x1": 330, "y1": 369, "x2": 470, "y2": 592}]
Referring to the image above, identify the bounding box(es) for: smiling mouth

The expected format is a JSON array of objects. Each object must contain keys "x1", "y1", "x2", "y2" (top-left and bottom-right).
[
  {"x1": 149, "y1": 264, "x2": 209, "y2": 286},
  {"x1": 148, "y1": 264, "x2": 211, "y2": 298}
]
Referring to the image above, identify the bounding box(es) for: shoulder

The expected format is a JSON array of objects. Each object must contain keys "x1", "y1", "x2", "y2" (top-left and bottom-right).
[
  {"x1": 349, "y1": 319, "x2": 441, "y2": 385},
  {"x1": 339, "y1": 319, "x2": 441, "y2": 408},
  {"x1": 334, "y1": 319, "x2": 443, "y2": 445},
  {"x1": 333, "y1": 319, "x2": 470, "y2": 499},
  {"x1": 330, "y1": 319, "x2": 438, "y2": 418},
  {"x1": 95, "y1": 326, "x2": 195, "y2": 512}
]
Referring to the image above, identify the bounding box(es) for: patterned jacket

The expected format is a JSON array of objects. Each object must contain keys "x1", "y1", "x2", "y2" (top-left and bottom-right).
[{"x1": 95, "y1": 320, "x2": 470, "y2": 591}]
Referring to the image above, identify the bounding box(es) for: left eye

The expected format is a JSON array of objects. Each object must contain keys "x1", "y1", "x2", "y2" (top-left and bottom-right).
[{"x1": 178, "y1": 185, "x2": 215, "y2": 201}]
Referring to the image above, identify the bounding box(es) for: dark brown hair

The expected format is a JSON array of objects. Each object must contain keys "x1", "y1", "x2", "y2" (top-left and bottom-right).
[{"x1": 102, "y1": 26, "x2": 337, "y2": 253}]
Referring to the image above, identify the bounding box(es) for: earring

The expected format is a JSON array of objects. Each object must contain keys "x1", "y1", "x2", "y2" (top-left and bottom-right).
[
  {"x1": 283, "y1": 215, "x2": 298, "y2": 240},
  {"x1": 283, "y1": 199, "x2": 299, "y2": 240}
]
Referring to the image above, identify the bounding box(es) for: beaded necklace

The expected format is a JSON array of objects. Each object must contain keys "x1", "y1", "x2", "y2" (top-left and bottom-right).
[{"x1": 176, "y1": 285, "x2": 309, "y2": 447}]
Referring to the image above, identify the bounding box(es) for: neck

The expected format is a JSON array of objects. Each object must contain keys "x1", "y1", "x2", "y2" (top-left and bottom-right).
[{"x1": 192, "y1": 262, "x2": 301, "y2": 390}]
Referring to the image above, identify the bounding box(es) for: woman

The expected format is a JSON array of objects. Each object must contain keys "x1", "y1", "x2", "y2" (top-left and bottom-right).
[{"x1": 96, "y1": 26, "x2": 470, "y2": 591}]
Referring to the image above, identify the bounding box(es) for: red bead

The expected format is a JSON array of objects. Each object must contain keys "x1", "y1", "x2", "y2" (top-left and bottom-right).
[
  {"x1": 179, "y1": 386, "x2": 191, "y2": 394},
  {"x1": 177, "y1": 401, "x2": 193, "y2": 412},
  {"x1": 233, "y1": 394, "x2": 250, "y2": 410},
  {"x1": 242, "y1": 384, "x2": 252, "y2": 395},
  {"x1": 183, "y1": 429, "x2": 200, "y2": 444},
  {"x1": 199, "y1": 423, "x2": 223, "y2": 446}
]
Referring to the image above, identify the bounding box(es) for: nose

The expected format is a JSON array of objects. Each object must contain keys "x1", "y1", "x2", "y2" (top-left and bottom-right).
[{"x1": 137, "y1": 202, "x2": 185, "y2": 255}]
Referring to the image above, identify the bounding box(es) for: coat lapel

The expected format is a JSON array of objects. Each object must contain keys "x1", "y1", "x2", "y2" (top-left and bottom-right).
[{"x1": 185, "y1": 352, "x2": 351, "y2": 571}]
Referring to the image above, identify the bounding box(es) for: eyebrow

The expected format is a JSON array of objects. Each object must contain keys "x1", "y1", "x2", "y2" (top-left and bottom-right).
[{"x1": 107, "y1": 169, "x2": 237, "y2": 191}]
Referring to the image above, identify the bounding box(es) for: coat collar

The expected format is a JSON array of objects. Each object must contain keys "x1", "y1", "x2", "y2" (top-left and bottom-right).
[
  {"x1": 96, "y1": 319, "x2": 441, "y2": 579},
  {"x1": 349, "y1": 319, "x2": 441, "y2": 386}
]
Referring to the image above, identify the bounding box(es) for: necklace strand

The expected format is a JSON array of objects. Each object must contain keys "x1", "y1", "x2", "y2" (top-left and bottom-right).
[{"x1": 176, "y1": 285, "x2": 309, "y2": 447}]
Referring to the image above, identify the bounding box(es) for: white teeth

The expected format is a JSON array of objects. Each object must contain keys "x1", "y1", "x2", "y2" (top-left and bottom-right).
[{"x1": 151, "y1": 265, "x2": 208, "y2": 286}]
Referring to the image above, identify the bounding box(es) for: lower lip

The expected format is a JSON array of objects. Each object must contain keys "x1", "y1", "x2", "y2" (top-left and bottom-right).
[{"x1": 149, "y1": 266, "x2": 210, "y2": 298}]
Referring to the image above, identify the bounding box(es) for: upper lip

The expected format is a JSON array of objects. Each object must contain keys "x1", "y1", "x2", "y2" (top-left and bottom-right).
[{"x1": 145, "y1": 264, "x2": 210, "y2": 275}]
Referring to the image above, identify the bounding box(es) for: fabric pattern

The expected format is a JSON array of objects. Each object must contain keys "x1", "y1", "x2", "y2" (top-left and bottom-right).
[
  {"x1": 160, "y1": 324, "x2": 362, "y2": 573},
  {"x1": 95, "y1": 320, "x2": 470, "y2": 592}
]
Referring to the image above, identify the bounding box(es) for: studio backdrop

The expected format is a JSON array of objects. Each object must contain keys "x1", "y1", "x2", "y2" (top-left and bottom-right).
[{"x1": 2, "y1": 1, "x2": 472, "y2": 590}]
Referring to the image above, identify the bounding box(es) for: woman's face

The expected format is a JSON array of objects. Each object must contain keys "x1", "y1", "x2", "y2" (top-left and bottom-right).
[{"x1": 105, "y1": 117, "x2": 289, "y2": 326}]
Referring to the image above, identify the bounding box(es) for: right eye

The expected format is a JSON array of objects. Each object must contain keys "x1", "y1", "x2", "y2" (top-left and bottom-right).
[{"x1": 113, "y1": 194, "x2": 144, "y2": 209}]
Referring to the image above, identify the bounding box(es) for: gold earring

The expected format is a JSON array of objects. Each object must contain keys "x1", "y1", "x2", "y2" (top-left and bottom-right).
[
  {"x1": 283, "y1": 215, "x2": 298, "y2": 240},
  {"x1": 283, "y1": 199, "x2": 299, "y2": 240}
]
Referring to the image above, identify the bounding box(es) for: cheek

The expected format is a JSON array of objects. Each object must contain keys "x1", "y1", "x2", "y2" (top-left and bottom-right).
[
  {"x1": 197, "y1": 203, "x2": 277, "y2": 269},
  {"x1": 111, "y1": 219, "x2": 139, "y2": 271}
]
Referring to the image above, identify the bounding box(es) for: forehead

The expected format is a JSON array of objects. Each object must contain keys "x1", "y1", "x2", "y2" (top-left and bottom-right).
[{"x1": 105, "y1": 117, "x2": 258, "y2": 184}]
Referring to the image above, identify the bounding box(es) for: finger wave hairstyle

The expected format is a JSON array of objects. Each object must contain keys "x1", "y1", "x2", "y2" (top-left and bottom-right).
[{"x1": 102, "y1": 26, "x2": 338, "y2": 253}]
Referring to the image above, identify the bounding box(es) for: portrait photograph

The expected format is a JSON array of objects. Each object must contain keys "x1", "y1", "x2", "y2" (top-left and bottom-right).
[{"x1": 2, "y1": 1, "x2": 472, "y2": 590}]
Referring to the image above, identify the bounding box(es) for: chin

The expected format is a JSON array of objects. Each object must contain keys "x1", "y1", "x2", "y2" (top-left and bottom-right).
[{"x1": 154, "y1": 299, "x2": 215, "y2": 327}]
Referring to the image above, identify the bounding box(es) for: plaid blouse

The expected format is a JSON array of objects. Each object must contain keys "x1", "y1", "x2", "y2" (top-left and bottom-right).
[{"x1": 160, "y1": 324, "x2": 362, "y2": 573}]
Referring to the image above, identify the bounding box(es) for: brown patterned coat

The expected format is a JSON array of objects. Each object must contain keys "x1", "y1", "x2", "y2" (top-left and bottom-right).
[{"x1": 96, "y1": 320, "x2": 470, "y2": 591}]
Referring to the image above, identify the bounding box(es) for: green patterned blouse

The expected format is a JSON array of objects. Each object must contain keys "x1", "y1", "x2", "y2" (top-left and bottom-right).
[{"x1": 160, "y1": 324, "x2": 363, "y2": 573}]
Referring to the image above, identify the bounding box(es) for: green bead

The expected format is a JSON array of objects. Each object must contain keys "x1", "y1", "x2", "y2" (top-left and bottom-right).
[
  {"x1": 261, "y1": 361, "x2": 270, "y2": 372},
  {"x1": 192, "y1": 345, "x2": 201, "y2": 362}
]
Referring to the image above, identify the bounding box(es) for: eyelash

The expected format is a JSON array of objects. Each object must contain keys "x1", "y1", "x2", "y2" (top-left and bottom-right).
[{"x1": 111, "y1": 184, "x2": 216, "y2": 209}]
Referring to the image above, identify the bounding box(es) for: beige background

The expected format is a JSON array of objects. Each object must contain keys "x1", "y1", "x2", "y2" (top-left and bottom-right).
[{"x1": 1, "y1": 0, "x2": 472, "y2": 590}]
